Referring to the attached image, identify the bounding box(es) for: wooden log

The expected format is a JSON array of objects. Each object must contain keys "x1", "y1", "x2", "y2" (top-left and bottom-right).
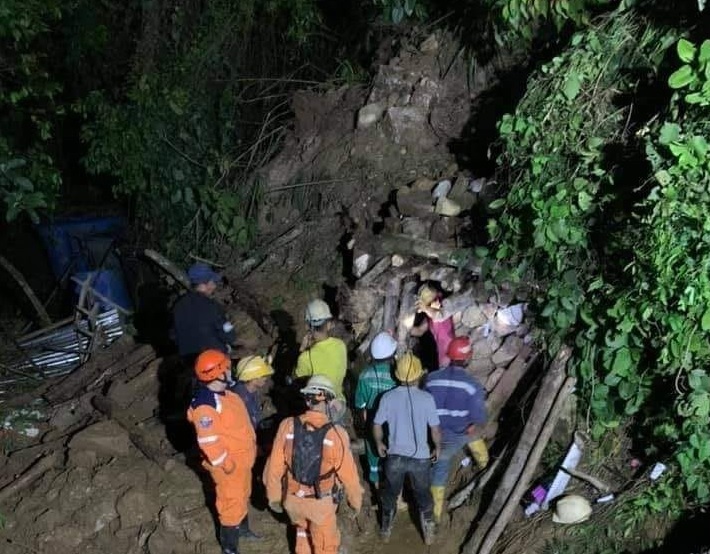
[
  {"x1": 378, "y1": 234, "x2": 482, "y2": 273},
  {"x1": 357, "y1": 304, "x2": 384, "y2": 356},
  {"x1": 240, "y1": 224, "x2": 304, "y2": 276},
  {"x1": 91, "y1": 394, "x2": 169, "y2": 467},
  {"x1": 485, "y1": 347, "x2": 536, "y2": 424},
  {"x1": 357, "y1": 256, "x2": 391, "y2": 286},
  {"x1": 476, "y1": 376, "x2": 576, "y2": 554},
  {"x1": 396, "y1": 280, "x2": 418, "y2": 353},
  {"x1": 0, "y1": 450, "x2": 62, "y2": 505},
  {"x1": 143, "y1": 249, "x2": 190, "y2": 289},
  {"x1": 0, "y1": 254, "x2": 52, "y2": 328},
  {"x1": 45, "y1": 339, "x2": 153, "y2": 404},
  {"x1": 382, "y1": 276, "x2": 402, "y2": 335},
  {"x1": 464, "y1": 346, "x2": 571, "y2": 554}
]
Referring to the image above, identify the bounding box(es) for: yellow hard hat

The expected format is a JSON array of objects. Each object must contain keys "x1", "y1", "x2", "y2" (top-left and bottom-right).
[
  {"x1": 418, "y1": 284, "x2": 438, "y2": 306},
  {"x1": 236, "y1": 355, "x2": 274, "y2": 382},
  {"x1": 395, "y1": 352, "x2": 424, "y2": 383}
]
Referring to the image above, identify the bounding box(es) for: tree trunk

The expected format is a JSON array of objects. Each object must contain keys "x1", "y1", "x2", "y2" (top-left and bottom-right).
[
  {"x1": 464, "y1": 346, "x2": 571, "y2": 554},
  {"x1": 476, "y1": 376, "x2": 576, "y2": 554},
  {"x1": 0, "y1": 254, "x2": 52, "y2": 328},
  {"x1": 382, "y1": 276, "x2": 402, "y2": 335}
]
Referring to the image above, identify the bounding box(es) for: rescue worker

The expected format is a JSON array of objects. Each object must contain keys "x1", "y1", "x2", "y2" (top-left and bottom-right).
[
  {"x1": 373, "y1": 352, "x2": 441, "y2": 545},
  {"x1": 232, "y1": 354, "x2": 275, "y2": 540},
  {"x1": 233, "y1": 355, "x2": 274, "y2": 430},
  {"x1": 294, "y1": 299, "x2": 348, "y2": 422},
  {"x1": 424, "y1": 336, "x2": 489, "y2": 523},
  {"x1": 173, "y1": 263, "x2": 236, "y2": 362},
  {"x1": 410, "y1": 284, "x2": 454, "y2": 370},
  {"x1": 354, "y1": 331, "x2": 398, "y2": 487},
  {"x1": 187, "y1": 350, "x2": 257, "y2": 554},
  {"x1": 263, "y1": 375, "x2": 363, "y2": 554}
]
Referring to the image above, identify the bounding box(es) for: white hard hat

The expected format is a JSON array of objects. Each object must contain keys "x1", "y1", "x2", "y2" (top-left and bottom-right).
[
  {"x1": 305, "y1": 299, "x2": 332, "y2": 325},
  {"x1": 370, "y1": 332, "x2": 397, "y2": 360},
  {"x1": 552, "y1": 495, "x2": 592, "y2": 524},
  {"x1": 300, "y1": 374, "x2": 336, "y2": 400}
]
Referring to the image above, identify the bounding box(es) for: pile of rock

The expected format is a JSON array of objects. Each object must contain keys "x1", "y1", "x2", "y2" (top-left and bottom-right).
[{"x1": 339, "y1": 172, "x2": 535, "y2": 440}]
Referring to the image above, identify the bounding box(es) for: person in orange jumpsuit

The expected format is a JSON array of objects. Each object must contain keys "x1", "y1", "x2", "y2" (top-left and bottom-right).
[
  {"x1": 187, "y1": 349, "x2": 256, "y2": 554},
  {"x1": 263, "y1": 375, "x2": 363, "y2": 554}
]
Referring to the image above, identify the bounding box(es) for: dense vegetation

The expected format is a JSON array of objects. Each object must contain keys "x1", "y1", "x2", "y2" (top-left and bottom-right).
[{"x1": 1, "y1": 0, "x2": 709, "y2": 546}]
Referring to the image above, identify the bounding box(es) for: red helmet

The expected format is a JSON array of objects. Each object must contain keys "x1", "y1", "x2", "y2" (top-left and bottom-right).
[
  {"x1": 194, "y1": 350, "x2": 230, "y2": 382},
  {"x1": 447, "y1": 336, "x2": 473, "y2": 362}
]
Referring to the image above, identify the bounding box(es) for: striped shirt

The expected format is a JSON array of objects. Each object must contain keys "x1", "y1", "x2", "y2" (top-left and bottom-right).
[{"x1": 424, "y1": 365, "x2": 487, "y2": 440}]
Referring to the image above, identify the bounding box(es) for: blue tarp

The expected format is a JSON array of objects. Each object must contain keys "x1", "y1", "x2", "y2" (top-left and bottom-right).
[{"x1": 35, "y1": 216, "x2": 133, "y2": 311}]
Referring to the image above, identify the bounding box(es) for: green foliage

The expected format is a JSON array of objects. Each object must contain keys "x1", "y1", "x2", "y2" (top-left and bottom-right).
[
  {"x1": 0, "y1": 0, "x2": 65, "y2": 220},
  {"x1": 372, "y1": 0, "x2": 427, "y2": 23},
  {"x1": 487, "y1": 14, "x2": 710, "y2": 512},
  {"x1": 79, "y1": 0, "x2": 310, "y2": 257}
]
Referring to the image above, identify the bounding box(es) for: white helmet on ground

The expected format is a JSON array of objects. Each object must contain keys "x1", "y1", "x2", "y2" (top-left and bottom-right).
[
  {"x1": 552, "y1": 495, "x2": 592, "y2": 524},
  {"x1": 305, "y1": 299, "x2": 333, "y2": 326},
  {"x1": 370, "y1": 332, "x2": 397, "y2": 360}
]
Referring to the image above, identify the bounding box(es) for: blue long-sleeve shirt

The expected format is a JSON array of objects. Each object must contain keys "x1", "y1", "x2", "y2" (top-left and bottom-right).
[
  {"x1": 424, "y1": 364, "x2": 487, "y2": 440},
  {"x1": 172, "y1": 291, "x2": 236, "y2": 357}
]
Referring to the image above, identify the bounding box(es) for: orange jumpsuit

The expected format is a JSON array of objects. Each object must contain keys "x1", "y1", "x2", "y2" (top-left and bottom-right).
[
  {"x1": 187, "y1": 385, "x2": 256, "y2": 526},
  {"x1": 264, "y1": 411, "x2": 363, "y2": 554}
]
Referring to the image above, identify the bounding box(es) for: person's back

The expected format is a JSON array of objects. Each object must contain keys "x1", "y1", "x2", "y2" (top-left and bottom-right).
[
  {"x1": 174, "y1": 291, "x2": 231, "y2": 356},
  {"x1": 263, "y1": 376, "x2": 363, "y2": 554},
  {"x1": 425, "y1": 364, "x2": 486, "y2": 439},
  {"x1": 372, "y1": 353, "x2": 440, "y2": 545},
  {"x1": 295, "y1": 336, "x2": 347, "y2": 398},
  {"x1": 375, "y1": 386, "x2": 438, "y2": 459},
  {"x1": 355, "y1": 361, "x2": 396, "y2": 412}
]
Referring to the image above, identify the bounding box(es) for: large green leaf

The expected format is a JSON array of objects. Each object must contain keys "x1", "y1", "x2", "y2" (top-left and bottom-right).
[
  {"x1": 562, "y1": 72, "x2": 581, "y2": 101},
  {"x1": 668, "y1": 65, "x2": 695, "y2": 89},
  {"x1": 677, "y1": 39, "x2": 697, "y2": 64}
]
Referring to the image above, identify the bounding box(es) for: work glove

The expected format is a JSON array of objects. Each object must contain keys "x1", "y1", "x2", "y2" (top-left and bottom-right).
[{"x1": 269, "y1": 501, "x2": 283, "y2": 514}]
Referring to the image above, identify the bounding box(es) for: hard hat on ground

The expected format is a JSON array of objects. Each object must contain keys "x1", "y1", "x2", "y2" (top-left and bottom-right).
[
  {"x1": 236, "y1": 355, "x2": 274, "y2": 381},
  {"x1": 187, "y1": 263, "x2": 221, "y2": 285},
  {"x1": 395, "y1": 352, "x2": 424, "y2": 383},
  {"x1": 371, "y1": 332, "x2": 397, "y2": 360},
  {"x1": 305, "y1": 299, "x2": 333, "y2": 325},
  {"x1": 418, "y1": 284, "x2": 438, "y2": 306},
  {"x1": 447, "y1": 336, "x2": 473, "y2": 362},
  {"x1": 552, "y1": 495, "x2": 592, "y2": 524},
  {"x1": 300, "y1": 374, "x2": 336, "y2": 400},
  {"x1": 195, "y1": 349, "x2": 230, "y2": 382}
]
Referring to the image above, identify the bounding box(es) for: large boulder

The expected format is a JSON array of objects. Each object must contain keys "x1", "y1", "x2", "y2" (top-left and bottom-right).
[
  {"x1": 69, "y1": 420, "x2": 131, "y2": 458},
  {"x1": 116, "y1": 488, "x2": 161, "y2": 530}
]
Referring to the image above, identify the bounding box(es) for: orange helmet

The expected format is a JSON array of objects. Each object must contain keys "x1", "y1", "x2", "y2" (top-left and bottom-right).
[
  {"x1": 447, "y1": 336, "x2": 473, "y2": 362},
  {"x1": 194, "y1": 350, "x2": 231, "y2": 382}
]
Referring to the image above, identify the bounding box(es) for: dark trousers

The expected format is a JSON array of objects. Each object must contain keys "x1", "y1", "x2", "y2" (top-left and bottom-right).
[{"x1": 381, "y1": 455, "x2": 433, "y2": 517}]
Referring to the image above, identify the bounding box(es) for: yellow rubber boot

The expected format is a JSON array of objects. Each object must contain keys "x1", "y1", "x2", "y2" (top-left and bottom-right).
[
  {"x1": 468, "y1": 439, "x2": 489, "y2": 470},
  {"x1": 431, "y1": 486, "x2": 446, "y2": 523}
]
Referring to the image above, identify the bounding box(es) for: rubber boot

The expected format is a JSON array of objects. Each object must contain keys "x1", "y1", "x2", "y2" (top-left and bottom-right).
[
  {"x1": 468, "y1": 439, "x2": 489, "y2": 469},
  {"x1": 239, "y1": 515, "x2": 262, "y2": 541},
  {"x1": 431, "y1": 486, "x2": 446, "y2": 523},
  {"x1": 220, "y1": 525, "x2": 240, "y2": 554},
  {"x1": 380, "y1": 510, "x2": 395, "y2": 542},
  {"x1": 421, "y1": 514, "x2": 436, "y2": 546}
]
